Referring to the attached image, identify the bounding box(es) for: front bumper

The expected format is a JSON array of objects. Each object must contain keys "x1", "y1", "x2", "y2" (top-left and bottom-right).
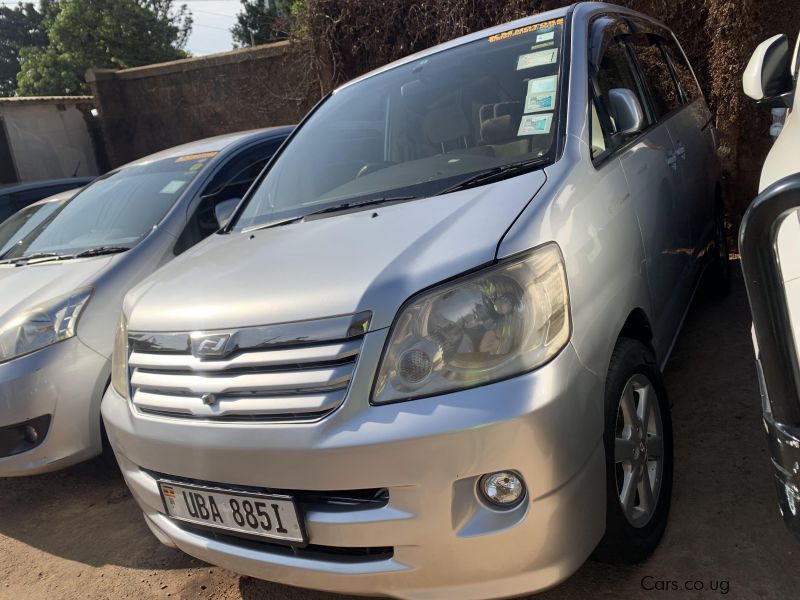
[
  {"x1": 102, "y1": 338, "x2": 606, "y2": 600},
  {"x1": 0, "y1": 337, "x2": 110, "y2": 476}
]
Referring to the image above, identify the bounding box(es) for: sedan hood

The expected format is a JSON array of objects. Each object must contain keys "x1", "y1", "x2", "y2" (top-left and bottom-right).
[
  {"x1": 125, "y1": 171, "x2": 546, "y2": 332},
  {"x1": 0, "y1": 256, "x2": 114, "y2": 320}
]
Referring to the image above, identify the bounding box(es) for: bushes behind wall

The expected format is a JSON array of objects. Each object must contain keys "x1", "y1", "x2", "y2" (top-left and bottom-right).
[{"x1": 291, "y1": 0, "x2": 800, "y2": 218}]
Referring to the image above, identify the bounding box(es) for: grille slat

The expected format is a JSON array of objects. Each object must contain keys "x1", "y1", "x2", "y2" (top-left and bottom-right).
[
  {"x1": 128, "y1": 313, "x2": 368, "y2": 421},
  {"x1": 130, "y1": 363, "x2": 354, "y2": 395},
  {"x1": 132, "y1": 389, "x2": 347, "y2": 417},
  {"x1": 128, "y1": 339, "x2": 361, "y2": 371}
]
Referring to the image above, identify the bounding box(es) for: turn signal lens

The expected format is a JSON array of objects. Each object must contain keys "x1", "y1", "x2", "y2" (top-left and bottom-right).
[{"x1": 110, "y1": 314, "x2": 129, "y2": 398}]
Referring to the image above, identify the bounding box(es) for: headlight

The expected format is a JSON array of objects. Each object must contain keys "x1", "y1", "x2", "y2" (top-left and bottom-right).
[
  {"x1": 372, "y1": 243, "x2": 570, "y2": 404},
  {"x1": 0, "y1": 287, "x2": 92, "y2": 363},
  {"x1": 110, "y1": 313, "x2": 129, "y2": 398}
]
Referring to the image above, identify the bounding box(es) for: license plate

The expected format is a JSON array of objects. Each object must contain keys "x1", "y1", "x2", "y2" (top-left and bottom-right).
[{"x1": 158, "y1": 481, "x2": 306, "y2": 545}]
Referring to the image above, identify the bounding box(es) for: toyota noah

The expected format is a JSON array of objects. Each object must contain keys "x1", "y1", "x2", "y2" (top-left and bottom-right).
[{"x1": 102, "y1": 4, "x2": 725, "y2": 598}]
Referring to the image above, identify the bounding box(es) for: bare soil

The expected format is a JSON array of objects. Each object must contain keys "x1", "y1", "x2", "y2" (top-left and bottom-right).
[{"x1": 1, "y1": 265, "x2": 798, "y2": 600}]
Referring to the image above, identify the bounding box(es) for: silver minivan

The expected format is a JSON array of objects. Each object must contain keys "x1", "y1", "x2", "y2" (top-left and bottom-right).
[
  {"x1": 0, "y1": 128, "x2": 290, "y2": 475},
  {"x1": 103, "y1": 4, "x2": 725, "y2": 598}
]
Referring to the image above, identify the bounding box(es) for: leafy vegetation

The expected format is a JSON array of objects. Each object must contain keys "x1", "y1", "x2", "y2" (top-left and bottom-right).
[
  {"x1": 231, "y1": 0, "x2": 292, "y2": 47},
  {"x1": 6, "y1": 0, "x2": 192, "y2": 96}
]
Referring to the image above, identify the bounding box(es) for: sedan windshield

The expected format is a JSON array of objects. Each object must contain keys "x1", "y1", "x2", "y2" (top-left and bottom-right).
[
  {"x1": 234, "y1": 16, "x2": 566, "y2": 231},
  {"x1": 1, "y1": 154, "x2": 212, "y2": 261},
  {"x1": 0, "y1": 196, "x2": 70, "y2": 257}
]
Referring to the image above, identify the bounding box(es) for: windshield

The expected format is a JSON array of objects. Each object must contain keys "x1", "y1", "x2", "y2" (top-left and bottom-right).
[
  {"x1": 234, "y1": 16, "x2": 566, "y2": 231},
  {"x1": 0, "y1": 197, "x2": 70, "y2": 257},
  {"x1": 1, "y1": 153, "x2": 213, "y2": 260}
]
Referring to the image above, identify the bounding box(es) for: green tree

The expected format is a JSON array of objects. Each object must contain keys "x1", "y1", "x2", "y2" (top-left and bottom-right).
[
  {"x1": 17, "y1": 0, "x2": 193, "y2": 96},
  {"x1": 231, "y1": 0, "x2": 291, "y2": 47},
  {"x1": 0, "y1": 1, "x2": 55, "y2": 96}
]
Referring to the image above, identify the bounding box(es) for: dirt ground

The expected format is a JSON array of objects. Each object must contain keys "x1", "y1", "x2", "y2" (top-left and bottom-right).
[{"x1": 1, "y1": 265, "x2": 799, "y2": 600}]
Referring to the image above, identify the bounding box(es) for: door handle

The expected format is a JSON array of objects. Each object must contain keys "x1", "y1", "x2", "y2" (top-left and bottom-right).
[
  {"x1": 675, "y1": 143, "x2": 686, "y2": 159},
  {"x1": 666, "y1": 153, "x2": 677, "y2": 168}
]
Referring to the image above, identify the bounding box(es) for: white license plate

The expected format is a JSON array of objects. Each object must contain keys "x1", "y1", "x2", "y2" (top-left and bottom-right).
[{"x1": 159, "y1": 481, "x2": 306, "y2": 545}]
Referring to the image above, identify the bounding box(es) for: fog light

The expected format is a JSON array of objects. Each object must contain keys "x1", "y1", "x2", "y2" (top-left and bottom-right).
[
  {"x1": 24, "y1": 425, "x2": 39, "y2": 444},
  {"x1": 480, "y1": 471, "x2": 525, "y2": 508}
]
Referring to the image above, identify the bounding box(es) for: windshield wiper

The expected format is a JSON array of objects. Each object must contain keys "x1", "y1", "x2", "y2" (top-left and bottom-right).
[
  {"x1": 246, "y1": 195, "x2": 417, "y2": 232},
  {"x1": 0, "y1": 252, "x2": 66, "y2": 266},
  {"x1": 436, "y1": 157, "x2": 550, "y2": 196},
  {"x1": 72, "y1": 246, "x2": 131, "y2": 258}
]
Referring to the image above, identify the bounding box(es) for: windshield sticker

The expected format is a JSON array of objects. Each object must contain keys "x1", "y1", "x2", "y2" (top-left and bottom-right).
[
  {"x1": 187, "y1": 161, "x2": 205, "y2": 173},
  {"x1": 536, "y1": 31, "x2": 555, "y2": 43},
  {"x1": 160, "y1": 180, "x2": 187, "y2": 194},
  {"x1": 175, "y1": 151, "x2": 218, "y2": 163},
  {"x1": 524, "y1": 75, "x2": 558, "y2": 113},
  {"x1": 518, "y1": 113, "x2": 553, "y2": 136},
  {"x1": 488, "y1": 17, "x2": 563, "y2": 43},
  {"x1": 517, "y1": 48, "x2": 559, "y2": 70}
]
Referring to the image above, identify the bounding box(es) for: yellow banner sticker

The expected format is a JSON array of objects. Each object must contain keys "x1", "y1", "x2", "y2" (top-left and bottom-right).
[
  {"x1": 175, "y1": 151, "x2": 218, "y2": 163},
  {"x1": 488, "y1": 18, "x2": 563, "y2": 44}
]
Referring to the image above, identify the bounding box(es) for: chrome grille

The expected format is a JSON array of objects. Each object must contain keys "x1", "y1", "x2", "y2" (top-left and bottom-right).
[{"x1": 127, "y1": 312, "x2": 370, "y2": 421}]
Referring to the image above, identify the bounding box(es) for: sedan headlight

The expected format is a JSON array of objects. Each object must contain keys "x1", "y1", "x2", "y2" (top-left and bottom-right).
[
  {"x1": 0, "y1": 287, "x2": 93, "y2": 363},
  {"x1": 372, "y1": 243, "x2": 570, "y2": 404},
  {"x1": 110, "y1": 313, "x2": 129, "y2": 398}
]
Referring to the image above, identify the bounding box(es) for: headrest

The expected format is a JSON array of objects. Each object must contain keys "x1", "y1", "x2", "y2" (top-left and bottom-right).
[
  {"x1": 494, "y1": 102, "x2": 522, "y2": 120},
  {"x1": 481, "y1": 115, "x2": 517, "y2": 145},
  {"x1": 424, "y1": 106, "x2": 470, "y2": 144}
]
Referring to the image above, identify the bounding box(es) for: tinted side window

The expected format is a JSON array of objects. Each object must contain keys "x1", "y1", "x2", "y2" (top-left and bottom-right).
[
  {"x1": 593, "y1": 38, "x2": 650, "y2": 148},
  {"x1": 663, "y1": 39, "x2": 702, "y2": 102},
  {"x1": 629, "y1": 36, "x2": 682, "y2": 119},
  {"x1": 175, "y1": 140, "x2": 282, "y2": 253}
]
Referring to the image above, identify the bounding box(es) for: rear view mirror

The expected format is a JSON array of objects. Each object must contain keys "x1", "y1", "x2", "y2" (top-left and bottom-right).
[
  {"x1": 214, "y1": 197, "x2": 240, "y2": 229},
  {"x1": 608, "y1": 88, "x2": 644, "y2": 136},
  {"x1": 743, "y1": 34, "x2": 794, "y2": 107}
]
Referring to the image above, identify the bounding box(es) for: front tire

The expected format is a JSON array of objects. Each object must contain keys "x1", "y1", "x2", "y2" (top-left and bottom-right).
[{"x1": 594, "y1": 338, "x2": 673, "y2": 563}]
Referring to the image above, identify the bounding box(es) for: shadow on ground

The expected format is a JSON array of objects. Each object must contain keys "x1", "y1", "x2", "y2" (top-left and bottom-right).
[{"x1": 0, "y1": 453, "x2": 198, "y2": 571}]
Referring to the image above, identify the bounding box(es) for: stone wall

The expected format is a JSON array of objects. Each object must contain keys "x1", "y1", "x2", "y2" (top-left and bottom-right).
[{"x1": 87, "y1": 41, "x2": 312, "y2": 168}]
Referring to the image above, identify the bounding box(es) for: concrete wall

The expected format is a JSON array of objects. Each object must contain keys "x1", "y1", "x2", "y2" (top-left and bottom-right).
[
  {"x1": 0, "y1": 99, "x2": 100, "y2": 182},
  {"x1": 87, "y1": 42, "x2": 312, "y2": 168}
]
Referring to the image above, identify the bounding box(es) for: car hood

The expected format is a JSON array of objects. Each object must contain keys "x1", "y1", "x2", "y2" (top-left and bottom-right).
[
  {"x1": 125, "y1": 171, "x2": 547, "y2": 332},
  {"x1": 0, "y1": 256, "x2": 114, "y2": 320}
]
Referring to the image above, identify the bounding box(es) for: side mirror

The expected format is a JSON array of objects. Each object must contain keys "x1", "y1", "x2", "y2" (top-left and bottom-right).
[
  {"x1": 743, "y1": 34, "x2": 794, "y2": 107},
  {"x1": 214, "y1": 197, "x2": 240, "y2": 229},
  {"x1": 608, "y1": 88, "x2": 644, "y2": 136}
]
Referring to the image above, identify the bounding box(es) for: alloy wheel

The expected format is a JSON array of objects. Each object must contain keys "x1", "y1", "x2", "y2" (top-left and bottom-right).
[{"x1": 614, "y1": 373, "x2": 664, "y2": 528}]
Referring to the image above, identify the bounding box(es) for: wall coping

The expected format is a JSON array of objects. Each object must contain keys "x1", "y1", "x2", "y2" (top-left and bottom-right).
[
  {"x1": 86, "y1": 41, "x2": 291, "y2": 83},
  {"x1": 0, "y1": 95, "x2": 94, "y2": 105}
]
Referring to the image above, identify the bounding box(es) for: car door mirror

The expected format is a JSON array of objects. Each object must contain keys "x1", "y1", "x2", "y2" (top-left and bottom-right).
[
  {"x1": 214, "y1": 197, "x2": 241, "y2": 229},
  {"x1": 608, "y1": 88, "x2": 644, "y2": 137},
  {"x1": 743, "y1": 34, "x2": 794, "y2": 107}
]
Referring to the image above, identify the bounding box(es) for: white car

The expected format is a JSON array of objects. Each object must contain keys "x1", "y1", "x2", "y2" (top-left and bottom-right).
[{"x1": 741, "y1": 30, "x2": 800, "y2": 539}]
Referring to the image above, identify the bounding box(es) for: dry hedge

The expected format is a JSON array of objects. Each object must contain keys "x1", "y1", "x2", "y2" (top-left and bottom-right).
[{"x1": 287, "y1": 0, "x2": 800, "y2": 218}]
